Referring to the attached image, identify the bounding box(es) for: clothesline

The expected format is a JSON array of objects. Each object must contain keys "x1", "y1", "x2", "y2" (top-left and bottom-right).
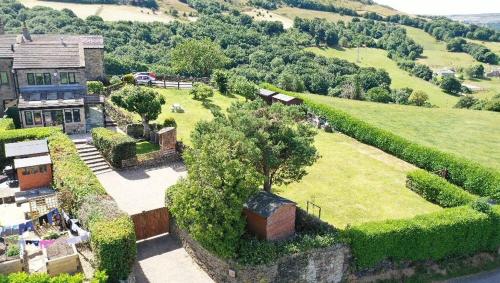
[{"x1": 0, "y1": 208, "x2": 60, "y2": 237}]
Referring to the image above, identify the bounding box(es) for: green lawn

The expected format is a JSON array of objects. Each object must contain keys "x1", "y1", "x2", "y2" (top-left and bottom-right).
[
  {"x1": 277, "y1": 131, "x2": 441, "y2": 228},
  {"x1": 136, "y1": 141, "x2": 160, "y2": 154},
  {"x1": 154, "y1": 88, "x2": 242, "y2": 145},
  {"x1": 306, "y1": 94, "x2": 500, "y2": 169},
  {"x1": 308, "y1": 47, "x2": 459, "y2": 108}
]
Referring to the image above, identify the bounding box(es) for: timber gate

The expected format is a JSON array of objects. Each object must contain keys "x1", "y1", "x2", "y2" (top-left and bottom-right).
[{"x1": 131, "y1": 207, "x2": 169, "y2": 240}]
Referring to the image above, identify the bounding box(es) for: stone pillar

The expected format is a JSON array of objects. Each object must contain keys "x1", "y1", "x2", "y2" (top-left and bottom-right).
[{"x1": 158, "y1": 127, "x2": 176, "y2": 152}]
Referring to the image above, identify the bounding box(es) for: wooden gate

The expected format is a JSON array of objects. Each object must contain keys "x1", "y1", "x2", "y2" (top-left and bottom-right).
[{"x1": 131, "y1": 207, "x2": 169, "y2": 240}]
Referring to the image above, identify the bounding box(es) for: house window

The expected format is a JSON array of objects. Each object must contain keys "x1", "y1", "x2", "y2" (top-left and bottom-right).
[
  {"x1": 33, "y1": 111, "x2": 43, "y2": 125},
  {"x1": 64, "y1": 109, "x2": 73, "y2": 123},
  {"x1": 27, "y1": 73, "x2": 51, "y2": 85},
  {"x1": 0, "y1": 72, "x2": 8, "y2": 85},
  {"x1": 35, "y1": 73, "x2": 44, "y2": 85},
  {"x1": 72, "y1": 109, "x2": 81, "y2": 123},
  {"x1": 27, "y1": 73, "x2": 35, "y2": 85},
  {"x1": 24, "y1": 111, "x2": 34, "y2": 126},
  {"x1": 43, "y1": 73, "x2": 51, "y2": 85},
  {"x1": 60, "y1": 72, "x2": 77, "y2": 84}
]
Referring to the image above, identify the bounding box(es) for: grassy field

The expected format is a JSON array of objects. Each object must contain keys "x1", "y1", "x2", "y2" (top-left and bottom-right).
[
  {"x1": 315, "y1": 0, "x2": 400, "y2": 16},
  {"x1": 405, "y1": 26, "x2": 500, "y2": 100},
  {"x1": 136, "y1": 141, "x2": 160, "y2": 154},
  {"x1": 154, "y1": 88, "x2": 242, "y2": 145},
  {"x1": 277, "y1": 131, "x2": 440, "y2": 228},
  {"x1": 309, "y1": 46, "x2": 459, "y2": 108},
  {"x1": 305, "y1": 94, "x2": 500, "y2": 169},
  {"x1": 274, "y1": 7, "x2": 354, "y2": 24},
  {"x1": 243, "y1": 8, "x2": 294, "y2": 29}
]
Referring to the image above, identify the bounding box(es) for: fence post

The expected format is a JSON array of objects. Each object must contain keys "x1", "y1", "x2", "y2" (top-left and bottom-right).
[
  {"x1": 178, "y1": 80, "x2": 180, "y2": 90},
  {"x1": 163, "y1": 79, "x2": 166, "y2": 88}
]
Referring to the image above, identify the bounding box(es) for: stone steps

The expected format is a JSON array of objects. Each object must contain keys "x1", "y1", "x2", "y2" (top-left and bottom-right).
[{"x1": 74, "y1": 141, "x2": 111, "y2": 175}]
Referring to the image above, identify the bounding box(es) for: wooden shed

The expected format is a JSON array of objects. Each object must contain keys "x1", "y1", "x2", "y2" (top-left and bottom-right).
[
  {"x1": 14, "y1": 154, "x2": 52, "y2": 191},
  {"x1": 271, "y1": 93, "x2": 303, "y2": 106},
  {"x1": 258, "y1": 89, "x2": 278, "y2": 104},
  {"x1": 244, "y1": 191, "x2": 296, "y2": 241}
]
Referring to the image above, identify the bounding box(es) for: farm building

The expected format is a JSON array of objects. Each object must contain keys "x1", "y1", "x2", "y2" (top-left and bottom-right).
[
  {"x1": 244, "y1": 191, "x2": 296, "y2": 241},
  {"x1": 258, "y1": 89, "x2": 278, "y2": 104},
  {"x1": 434, "y1": 69, "x2": 456, "y2": 78},
  {"x1": 271, "y1": 93, "x2": 303, "y2": 106}
]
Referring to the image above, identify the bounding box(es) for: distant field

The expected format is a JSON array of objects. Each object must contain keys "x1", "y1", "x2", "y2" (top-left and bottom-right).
[
  {"x1": 405, "y1": 26, "x2": 500, "y2": 100},
  {"x1": 244, "y1": 8, "x2": 294, "y2": 29},
  {"x1": 305, "y1": 94, "x2": 500, "y2": 169},
  {"x1": 308, "y1": 47, "x2": 459, "y2": 108},
  {"x1": 315, "y1": 0, "x2": 399, "y2": 16},
  {"x1": 20, "y1": 0, "x2": 176, "y2": 23},
  {"x1": 274, "y1": 7, "x2": 354, "y2": 23},
  {"x1": 277, "y1": 131, "x2": 440, "y2": 228}
]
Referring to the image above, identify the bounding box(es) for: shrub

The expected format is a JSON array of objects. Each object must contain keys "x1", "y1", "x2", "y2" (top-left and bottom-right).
[
  {"x1": 109, "y1": 75, "x2": 122, "y2": 85},
  {"x1": 344, "y1": 206, "x2": 493, "y2": 269},
  {"x1": 87, "y1": 81, "x2": 105, "y2": 95},
  {"x1": 122, "y1": 74, "x2": 136, "y2": 85},
  {"x1": 189, "y1": 82, "x2": 214, "y2": 100},
  {"x1": 261, "y1": 84, "x2": 500, "y2": 200},
  {"x1": 92, "y1": 128, "x2": 136, "y2": 168},
  {"x1": 6, "y1": 245, "x2": 19, "y2": 257},
  {"x1": 5, "y1": 107, "x2": 21, "y2": 129},
  {"x1": 1, "y1": 272, "x2": 85, "y2": 283},
  {"x1": 162, "y1": 117, "x2": 177, "y2": 128},
  {"x1": 406, "y1": 169, "x2": 479, "y2": 207},
  {"x1": 90, "y1": 216, "x2": 137, "y2": 282},
  {"x1": 455, "y1": 95, "x2": 479, "y2": 109},
  {"x1": 365, "y1": 87, "x2": 392, "y2": 103},
  {"x1": 440, "y1": 77, "x2": 462, "y2": 95},
  {"x1": 0, "y1": 118, "x2": 15, "y2": 131},
  {"x1": 408, "y1": 90, "x2": 429, "y2": 106}
]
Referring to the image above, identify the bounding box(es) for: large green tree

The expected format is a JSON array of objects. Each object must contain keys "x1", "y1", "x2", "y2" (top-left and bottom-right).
[
  {"x1": 226, "y1": 100, "x2": 319, "y2": 192},
  {"x1": 111, "y1": 86, "x2": 165, "y2": 137},
  {"x1": 171, "y1": 39, "x2": 229, "y2": 77},
  {"x1": 166, "y1": 121, "x2": 262, "y2": 258},
  {"x1": 440, "y1": 77, "x2": 462, "y2": 95}
]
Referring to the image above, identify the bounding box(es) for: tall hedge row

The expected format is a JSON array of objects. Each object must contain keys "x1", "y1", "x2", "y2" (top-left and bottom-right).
[
  {"x1": 406, "y1": 169, "x2": 479, "y2": 207},
  {"x1": 0, "y1": 118, "x2": 15, "y2": 131},
  {"x1": 92, "y1": 127, "x2": 136, "y2": 168},
  {"x1": 344, "y1": 206, "x2": 494, "y2": 269}
]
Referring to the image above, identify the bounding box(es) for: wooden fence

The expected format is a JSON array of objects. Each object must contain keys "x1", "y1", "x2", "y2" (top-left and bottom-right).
[{"x1": 131, "y1": 207, "x2": 170, "y2": 240}]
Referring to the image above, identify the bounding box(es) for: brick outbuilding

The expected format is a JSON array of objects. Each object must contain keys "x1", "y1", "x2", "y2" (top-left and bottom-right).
[{"x1": 244, "y1": 191, "x2": 296, "y2": 241}]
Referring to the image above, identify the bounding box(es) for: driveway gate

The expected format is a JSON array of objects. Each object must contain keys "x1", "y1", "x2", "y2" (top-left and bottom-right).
[{"x1": 131, "y1": 207, "x2": 169, "y2": 240}]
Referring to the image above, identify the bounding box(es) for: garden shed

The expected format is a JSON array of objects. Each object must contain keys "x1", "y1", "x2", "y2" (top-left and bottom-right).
[
  {"x1": 244, "y1": 191, "x2": 296, "y2": 241},
  {"x1": 4, "y1": 139, "x2": 49, "y2": 159},
  {"x1": 14, "y1": 155, "x2": 52, "y2": 191},
  {"x1": 258, "y1": 89, "x2": 278, "y2": 104},
  {"x1": 271, "y1": 93, "x2": 303, "y2": 106}
]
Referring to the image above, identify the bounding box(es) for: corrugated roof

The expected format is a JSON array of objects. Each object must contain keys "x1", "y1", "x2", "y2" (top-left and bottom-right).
[
  {"x1": 4, "y1": 139, "x2": 49, "y2": 158},
  {"x1": 259, "y1": 89, "x2": 277, "y2": 97},
  {"x1": 14, "y1": 154, "x2": 52, "y2": 168},
  {"x1": 272, "y1": 93, "x2": 296, "y2": 102},
  {"x1": 244, "y1": 191, "x2": 295, "y2": 218}
]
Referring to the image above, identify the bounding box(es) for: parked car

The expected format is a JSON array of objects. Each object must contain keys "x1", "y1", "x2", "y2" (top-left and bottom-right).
[
  {"x1": 134, "y1": 72, "x2": 156, "y2": 79},
  {"x1": 135, "y1": 75, "x2": 155, "y2": 85}
]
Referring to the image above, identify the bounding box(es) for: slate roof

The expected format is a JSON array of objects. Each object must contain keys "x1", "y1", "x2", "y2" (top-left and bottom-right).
[
  {"x1": 14, "y1": 154, "x2": 52, "y2": 168},
  {"x1": 0, "y1": 34, "x2": 103, "y2": 69},
  {"x1": 244, "y1": 191, "x2": 295, "y2": 218},
  {"x1": 272, "y1": 93, "x2": 297, "y2": 102},
  {"x1": 259, "y1": 89, "x2": 278, "y2": 97},
  {"x1": 4, "y1": 139, "x2": 49, "y2": 158}
]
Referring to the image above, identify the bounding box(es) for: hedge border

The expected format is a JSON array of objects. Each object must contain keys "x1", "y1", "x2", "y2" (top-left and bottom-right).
[
  {"x1": 92, "y1": 127, "x2": 136, "y2": 168},
  {"x1": 261, "y1": 84, "x2": 500, "y2": 200}
]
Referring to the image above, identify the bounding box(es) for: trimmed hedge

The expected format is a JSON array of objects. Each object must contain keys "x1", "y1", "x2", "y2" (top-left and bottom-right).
[
  {"x1": 0, "y1": 272, "x2": 84, "y2": 282},
  {"x1": 92, "y1": 127, "x2": 136, "y2": 168},
  {"x1": 490, "y1": 205, "x2": 500, "y2": 250},
  {"x1": 90, "y1": 215, "x2": 137, "y2": 281},
  {"x1": 261, "y1": 84, "x2": 500, "y2": 200},
  {"x1": 0, "y1": 118, "x2": 15, "y2": 131},
  {"x1": 344, "y1": 206, "x2": 493, "y2": 269},
  {"x1": 406, "y1": 169, "x2": 479, "y2": 207}
]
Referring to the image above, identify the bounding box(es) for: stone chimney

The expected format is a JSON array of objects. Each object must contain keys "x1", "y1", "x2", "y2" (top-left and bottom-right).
[
  {"x1": 0, "y1": 18, "x2": 4, "y2": 35},
  {"x1": 22, "y1": 21, "x2": 31, "y2": 41}
]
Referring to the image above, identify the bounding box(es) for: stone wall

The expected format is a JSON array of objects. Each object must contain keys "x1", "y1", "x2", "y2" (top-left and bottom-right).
[
  {"x1": 84, "y1": 48, "x2": 104, "y2": 80},
  {"x1": 170, "y1": 220, "x2": 350, "y2": 283},
  {"x1": 122, "y1": 149, "x2": 181, "y2": 169}
]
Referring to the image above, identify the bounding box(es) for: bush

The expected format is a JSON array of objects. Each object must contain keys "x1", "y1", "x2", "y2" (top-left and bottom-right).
[
  {"x1": 344, "y1": 206, "x2": 493, "y2": 269},
  {"x1": 261, "y1": 85, "x2": 500, "y2": 200},
  {"x1": 87, "y1": 81, "x2": 105, "y2": 95},
  {"x1": 408, "y1": 90, "x2": 429, "y2": 106},
  {"x1": 0, "y1": 118, "x2": 15, "y2": 131},
  {"x1": 6, "y1": 245, "x2": 19, "y2": 257},
  {"x1": 440, "y1": 77, "x2": 462, "y2": 95},
  {"x1": 122, "y1": 74, "x2": 136, "y2": 85},
  {"x1": 365, "y1": 87, "x2": 392, "y2": 103},
  {"x1": 455, "y1": 95, "x2": 479, "y2": 109},
  {"x1": 92, "y1": 128, "x2": 136, "y2": 168},
  {"x1": 189, "y1": 82, "x2": 214, "y2": 100},
  {"x1": 1, "y1": 272, "x2": 84, "y2": 283},
  {"x1": 90, "y1": 216, "x2": 137, "y2": 282},
  {"x1": 406, "y1": 169, "x2": 478, "y2": 207},
  {"x1": 5, "y1": 108, "x2": 21, "y2": 129},
  {"x1": 109, "y1": 75, "x2": 122, "y2": 85},
  {"x1": 162, "y1": 117, "x2": 177, "y2": 128}
]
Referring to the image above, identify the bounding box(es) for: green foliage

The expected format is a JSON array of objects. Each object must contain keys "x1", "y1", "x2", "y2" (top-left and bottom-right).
[
  {"x1": 0, "y1": 118, "x2": 15, "y2": 131},
  {"x1": 465, "y1": 64, "x2": 485, "y2": 79},
  {"x1": 287, "y1": 93, "x2": 500, "y2": 200},
  {"x1": 365, "y1": 87, "x2": 392, "y2": 103},
  {"x1": 109, "y1": 75, "x2": 122, "y2": 85},
  {"x1": 211, "y1": 69, "x2": 229, "y2": 95},
  {"x1": 121, "y1": 74, "x2": 135, "y2": 85},
  {"x1": 0, "y1": 272, "x2": 84, "y2": 283},
  {"x1": 406, "y1": 169, "x2": 478, "y2": 207},
  {"x1": 90, "y1": 216, "x2": 137, "y2": 282},
  {"x1": 171, "y1": 39, "x2": 229, "y2": 77},
  {"x1": 455, "y1": 95, "x2": 479, "y2": 109},
  {"x1": 91, "y1": 270, "x2": 109, "y2": 283},
  {"x1": 228, "y1": 76, "x2": 259, "y2": 101},
  {"x1": 167, "y1": 120, "x2": 262, "y2": 258},
  {"x1": 189, "y1": 82, "x2": 214, "y2": 100},
  {"x1": 408, "y1": 90, "x2": 429, "y2": 106},
  {"x1": 440, "y1": 77, "x2": 462, "y2": 95},
  {"x1": 162, "y1": 117, "x2": 177, "y2": 128},
  {"x1": 6, "y1": 245, "x2": 19, "y2": 257},
  {"x1": 5, "y1": 107, "x2": 21, "y2": 129},
  {"x1": 87, "y1": 81, "x2": 105, "y2": 95},
  {"x1": 344, "y1": 206, "x2": 493, "y2": 269},
  {"x1": 92, "y1": 127, "x2": 136, "y2": 168}
]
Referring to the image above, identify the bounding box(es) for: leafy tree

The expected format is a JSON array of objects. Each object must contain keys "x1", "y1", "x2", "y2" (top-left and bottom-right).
[
  {"x1": 111, "y1": 86, "x2": 165, "y2": 137},
  {"x1": 408, "y1": 90, "x2": 429, "y2": 106},
  {"x1": 366, "y1": 87, "x2": 392, "y2": 103},
  {"x1": 229, "y1": 76, "x2": 259, "y2": 101},
  {"x1": 465, "y1": 64, "x2": 484, "y2": 79},
  {"x1": 278, "y1": 71, "x2": 305, "y2": 92},
  {"x1": 171, "y1": 39, "x2": 229, "y2": 77},
  {"x1": 87, "y1": 81, "x2": 104, "y2": 95},
  {"x1": 446, "y1": 38, "x2": 466, "y2": 52},
  {"x1": 390, "y1": 88, "x2": 412, "y2": 105},
  {"x1": 166, "y1": 121, "x2": 261, "y2": 258},
  {"x1": 190, "y1": 82, "x2": 214, "y2": 100},
  {"x1": 110, "y1": 76, "x2": 122, "y2": 85},
  {"x1": 454, "y1": 95, "x2": 478, "y2": 109},
  {"x1": 226, "y1": 100, "x2": 319, "y2": 192},
  {"x1": 211, "y1": 69, "x2": 229, "y2": 95},
  {"x1": 122, "y1": 74, "x2": 136, "y2": 85},
  {"x1": 440, "y1": 77, "x2": 462, "y2": 95},
  {"x1": 411, "y1": 64, "x2": 433, "y2": 81},
  {"x1": 340, "y1": 77, "x2": 364, "y2": 100}
]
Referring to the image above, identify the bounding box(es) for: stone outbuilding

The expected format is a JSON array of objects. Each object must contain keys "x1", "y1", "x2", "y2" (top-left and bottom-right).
[
  {"x1": 258, "y1": 89, "x2": 278, "y2": 104},
  {"x1": 244, "y1": 191, "x2": 296, "y2": 241},
  {"x1": 158, "y1": 127, "x2": 177, "y2": 152},
  {"x1": 271, "y1": 93, "x2": 303, "y2": 106}
]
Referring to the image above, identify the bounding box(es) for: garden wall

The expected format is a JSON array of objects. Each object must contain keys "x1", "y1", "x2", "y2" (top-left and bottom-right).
[
  {"x1": 170, "y1": 220, "x2": 350, "y2": 283},
  {"x1": 122, "y1": 149, "x2": 181, "y2": 168}
]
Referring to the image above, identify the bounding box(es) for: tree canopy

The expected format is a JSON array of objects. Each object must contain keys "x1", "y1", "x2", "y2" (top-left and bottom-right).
[{"x1": 171, "y1": 39, "x2": 229, "y2": 77}]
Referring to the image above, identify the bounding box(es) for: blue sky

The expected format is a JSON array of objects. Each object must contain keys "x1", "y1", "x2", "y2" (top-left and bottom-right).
[{"x1": 374, "y1": 0, "x2": 500, "y2": 15}]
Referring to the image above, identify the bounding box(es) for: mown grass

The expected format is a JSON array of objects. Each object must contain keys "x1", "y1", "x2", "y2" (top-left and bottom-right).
[
  {"x1": 136, "y1": 141, "x2": 160, "y2": 154},
  {"x1": 276, "y1": 131, "x2": 441, "y2": 228},
  {"x1": 275, "y1": 7, "x2": 354, "y2": 23},
  {"x1": 305, "y1": 94, "x2": 500, "y2": 169},
  {"x1": 308, "y1": 46, "x2": 459, "y2": 108}
]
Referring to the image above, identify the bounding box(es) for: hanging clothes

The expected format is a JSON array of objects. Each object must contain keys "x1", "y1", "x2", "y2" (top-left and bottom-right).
[
  {"x1": 25, "y1": 221, "x2": 34, "y2": 232},
  {"x1": 18, "y1": 223, "x2": 25, "y2": 235},
  {"x1": 40, "y1": 239, "x2": 55, "y2": 249}
]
